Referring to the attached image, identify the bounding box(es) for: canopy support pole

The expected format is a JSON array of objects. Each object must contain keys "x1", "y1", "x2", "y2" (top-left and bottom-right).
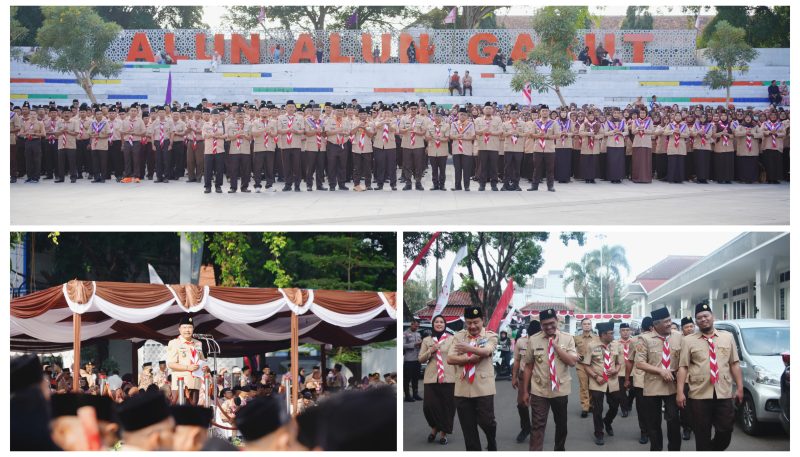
[
  {"x1": 290, "y1": 312, "x2": 299, "y2": 416},
  {"x1": 72, "y1": 312, "x2": 81, "y2": 392}
]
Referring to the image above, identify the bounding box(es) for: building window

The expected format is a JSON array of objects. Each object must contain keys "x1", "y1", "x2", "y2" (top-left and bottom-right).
[
  {"x1": 779, "y1": 271, "x2": 790, "y2": 283},
  {"x1": 732, "y1": 286, "x2": 749, "y2": 297},
  {"x1": 733, "y1": 298, "x2": 748, "y2": 319},
  {"x1": 723, "y1": 292, "x2": 728, "y2": 299},
  {"x1": 779, "y1": 288, "x2": 786, "y2": 320}
]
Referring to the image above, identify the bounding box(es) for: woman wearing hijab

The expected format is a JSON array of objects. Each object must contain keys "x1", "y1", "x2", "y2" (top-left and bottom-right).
[
  {"x1": 734, "y1": 113, "x2": 762, "y2": 183},
  {"x1": 691, "y1": 113, "x2": 714, "y2": 184},
  {"x1": 713, "y1": 111, "x2": 735, "y2": 183},
  {"x1": 554, "y1": 108, "x2": 573, "y2": 183},
  {"x1": 417, "y1": 315, "x2": 456, "y2": 445}
]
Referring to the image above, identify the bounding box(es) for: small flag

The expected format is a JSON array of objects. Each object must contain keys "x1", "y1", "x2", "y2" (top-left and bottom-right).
[
  {"x1": 444, "y1": 7, "x2": 457, "y2": 25},
  {"x1": 164, "y1": 72, "x2": 172, "y2": 106},
  {"x1": 487, "y1": 278, "x2": 515, "y2": 333},
  {"x1": 346, "y1": 11, "x2": 359, "y2": 28},
  {"x1": 431, "y1": 245, "x2": 468, "y2": 320},
  {"x1": 148, "y1": 264, "x2": 164, "y2": 285},
  {"x1": 258, "y1": 6, "x2": 266, "y2": 23},
  {"x1": 522, "y1": 82, "x2": 532, "y2": 106}
]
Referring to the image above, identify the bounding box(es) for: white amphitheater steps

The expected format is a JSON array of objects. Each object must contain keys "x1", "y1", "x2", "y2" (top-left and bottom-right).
[{"x1": 11, "y1": 60, "x2": 789, "y2": 108}]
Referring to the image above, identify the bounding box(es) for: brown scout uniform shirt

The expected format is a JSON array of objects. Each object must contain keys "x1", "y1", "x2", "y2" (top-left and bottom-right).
[
  {"x1": 202, "y1": 121, "x2": 226, "y2": 155},
  {"x1": 635, "y1": 330, "x2": 683, "y2": 397},
  {"x1": 530, "y1": 118, "x2": 557, "y2": 153},
  {"x1": 503, "y1": 119, "x2": 527, "y2": 153},
  {"x1": 166, "y1": 337, "x2": 205, "y2": 390},
  {"x1": 277, "y1": 114, "x2": 305, "y2": 150},
  {"x1": 474, "y1": 115, "x2": 504, "y2": 152},
  {"x1": 734, "y1": 125, "x2": 762, "y2": 157},
  {"x1": 372, "y1": 117, "x2": 398, "y2": 150},
  {"x1": 418, "y1": 335, "x2": 457, "y2": 384},
  {"x1": 579, "y1": 121, "x2": 604, "y2": 155},
  {"x1": 228, "y1": 121, "x2": 252, "y2": 154},
  {"x1": 88, "y1": 119, "x2": 111, "y2": 151},
  {"x1": 582, "y1": 340, "x2": 624, "y2": 393},
  {"x1": 399, "y1": 114, "x2": 427, "y2": 149},
  {"x1": 679, "y1": 329, "x2": 739, "y2": 400},
  {"x1": 426, "y1": 121, "x2": 450, "y2": 157},
  {"x1": 523, "y1": 331, "x2": 577, "y2": 398},
  {"x1": 761, "y1": 120, "x2": 787, "y2": 151},
  {"x1": 664, "y1": 122, "x2": 690, "y2": 155},
  {"x1": 302, "y1": 116, "x2": 326, "y2": 152},
  {"x1": 450, "y1": 119, "x2": 476, "y2": 156},
  {"x1": 447, "y1": 328, "x2": 498, "y2": 398},
  {"x1": 351, "y1": 119, "x2": 375, "y2": 154}
]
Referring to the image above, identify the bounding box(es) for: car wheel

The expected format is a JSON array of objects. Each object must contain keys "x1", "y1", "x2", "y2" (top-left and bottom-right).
[{"x1": 739, "y1": 391, "x2": 764, "y2": 436}]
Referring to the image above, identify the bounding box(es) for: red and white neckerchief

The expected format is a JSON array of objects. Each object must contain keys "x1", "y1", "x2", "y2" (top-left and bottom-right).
[
  {"x1": 92, "y1": 121, "x2": 106, "y2": 150},
  {"x1": 79, "y1": 119, "x2": 85, "y2": 140},
  {"x1": 184, "y1": 339, "x2": 200, "y2": 377},
  {"x1": 602, "y1": 344, "x2": 611, "y2": 382},
  {"x1": 109, "y1": 119, "x2": 115, "y2": 141},
  {"x1": 718, "y1": 122, "x2": 730, "y2": 146},
  {"x1": 558, "y1": 119, "x2": 571, "y2": 146},
  {"x1": 235, "y1": 123, "x2": 244, "y2": 150},
  {"x1": 26, "y1": 121, "x2": 35, "y2": 141},
  {"x1": 535, "y1": 119, "x2": 553, "y2": 150},
  {"x1": 621, "y1": 339, "x2": 630, "y2": 361},
  {"x1": 765, "y1": 120, "x2": 782, "y2": 148},
  {"x1": 191, "y1": 121, "x2": 198, "y2": 151},
  {"x1": 286, "y1": 115, "x2": 295, "y2": 145},
  {"x1": 548, "y1": 337, "x2": 560, "y2": 391},
  {"x1": 607, "y1": 119, "x2": 625, "y2": 144},
  {"x1": 658, "y1": 335, "x2": 671, "y2": 371},
  {"x1": 60, "y1": 121, "x2": 67, "y2": 148},
  {"x1": 382, "y1": 121, "x2": 390, "y2": 144},
  {"x1": 635, "y1": 118, "x2": 651, "y2": 138},
  {"x1": 746, "y1": 127, "x2": 753, "y2": 152},
  {"x1": 510, "y1": 120, "x2": 519, "y2": 145},
  {"x1": 159, "y1": 122, "x2": 166, "y2": 147},
  {"x1": 671, "y1": 122, "x2": 686, "y2": 148},
  {"x1": 433, "y1": 333, "x2": 448, "y2": 383},
  {"x1": 455, "y1": 121, "x2": 466, "y2": 153},
  {"x1": 585, "y1": 120, "x2": 598, "y2": 150},
  {"x1": 308, "y1": 118, "x2": 322, "y2": 150},
  {"x1": 434, "y1": 124, "x2": 442, "y2": 148},
  {"x1": 462, "y1": 336, "x2": 478, "y2": 384},
  {"x1": 349, "y1": 117, "x2": 355, "y2": 144},
  {"x1": 212, "y1": 124, "x2": 219, "y2": 154},
  {"x1": 703, "y1": 335, "x2": 719, "y2": 385},
  {"x1": 336, "y1": 118, "x2": 344, "y2": 146},
  {"x1": 48, "y1": 119, "x2": 57, "y2": 144},
  {"x1": 358, "y1": 129, "x2": 366, "y2": 151},
  {"x1": 410, "y1": 117, "x2": 417, "y2": 147},
  {"x1": 128, "y1": 120, "x2": 135, "y2": 146}
]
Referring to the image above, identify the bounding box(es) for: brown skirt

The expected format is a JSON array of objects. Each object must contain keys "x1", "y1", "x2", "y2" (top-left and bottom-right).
[
  {"x1": 423, "y1": 382, "x2": 456, "y2": 434},
  {"x1": 631, "y1": 147, "x2": 652, "y2": 183}
]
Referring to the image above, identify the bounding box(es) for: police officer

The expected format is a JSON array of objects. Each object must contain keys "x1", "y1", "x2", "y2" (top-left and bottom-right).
[
  {"x1": 574, "y1": 317, "x2": 598, "y2": 417},
  {"x1": 634, "y1": 307, "x2": 683, "y2": 451},
  {"x1": 582, "y1": 322, "x2": 623, "y2": 446},
  {"x1": 446, "y1": 306, "x2": 498, "y2": 451},
  {"x1": 166, "y1": 315, "x2": 205, "y2": 405},
  {"x1": 403, "y1": 319, "x2": 423, "y2": 402},
  {"x1": 677, "y1": 303, "x2": 743, "y2": 451},
  {"x1": 679, "y1": 316, "x2": 696, "y2": 440},
  {"x1": 520, "y1": 308, "x2": 577, "y2": 451}
]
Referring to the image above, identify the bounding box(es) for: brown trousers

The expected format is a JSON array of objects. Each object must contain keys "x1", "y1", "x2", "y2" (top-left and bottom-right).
[
  {"x1": 529, "y1": 394, "x2": 568, "y2": 451},
  {"x1": 186, "y1": 140, "x2": 204, "y2": 181},
  {"x1": 576, "y1": 364, "x2": 591, "y2": 411},
  {"x1": 689, "y1": 394, "x2": 735, "y2": 451}
]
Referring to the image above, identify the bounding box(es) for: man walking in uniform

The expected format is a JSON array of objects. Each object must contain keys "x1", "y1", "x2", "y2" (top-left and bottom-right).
[
  {"x1": 635, "y1": 307, "x2": 683, "y2": 451},
  {"x1": 678, "y1": 316, "x2": 696, "y2": 440},
  {"x1": 616, "y1": 323, "x2": 635, "y2": 418},
  {"x1": 447, "y1": 306, "x2": 498, "y2": 451},
  {"x1": 627, "y1": 316, "x2": 653, "y2": 444},
  {"x1": 521, "y1": 309, "x2": 577, "y2": 451},
  {"x1": 582, "y1": 322, "x2": 623, "y2": 445},
  {"x1": 574, "y1": 318, "x2": 597, "y2": 417},
  {"x1": 677, "y1": 303, "x2": 743, "y2": 451}
]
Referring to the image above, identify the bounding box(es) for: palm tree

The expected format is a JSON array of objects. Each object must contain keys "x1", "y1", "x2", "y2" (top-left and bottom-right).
[
  {"x1": 563, "y1": 254, "x2": 592, "y2": 312},
  {"x1": 586, "y1": 245, "x2": 630, "y2": 312}
]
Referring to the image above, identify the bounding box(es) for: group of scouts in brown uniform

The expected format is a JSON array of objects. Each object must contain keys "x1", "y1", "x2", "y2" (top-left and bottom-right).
[
  {"x1": 418, "y1": 303, "x2": 743, "y2": 451},
  {"x1": 12, "y1": 100, "x2": 789, "y2": 191}
]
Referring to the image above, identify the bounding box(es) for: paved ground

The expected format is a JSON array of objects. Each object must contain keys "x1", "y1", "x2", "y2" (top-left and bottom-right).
[
  {"x1": 10, "y1": 171, "x2": 789, "y2": 226},
  {"x1": 403, "y1": 376, "x2": 789, "y2": 451}
]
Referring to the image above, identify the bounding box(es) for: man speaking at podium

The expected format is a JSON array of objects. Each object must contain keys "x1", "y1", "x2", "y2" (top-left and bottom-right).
[{"x1": 167, "y1": 314, "x2": 206, "y2": 405}]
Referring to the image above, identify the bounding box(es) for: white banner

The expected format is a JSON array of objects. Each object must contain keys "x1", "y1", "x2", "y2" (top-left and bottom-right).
[{"x1": 431, "y1": 245, "x2": 468, "y2": 320}]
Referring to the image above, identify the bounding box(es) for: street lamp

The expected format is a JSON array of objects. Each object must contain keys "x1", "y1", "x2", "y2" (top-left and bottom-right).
[{"x1": 597, "y1": 234, "x2": 606, "y2": 315}]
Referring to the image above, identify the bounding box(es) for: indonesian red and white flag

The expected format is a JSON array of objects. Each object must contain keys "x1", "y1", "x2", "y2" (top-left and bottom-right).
[
  {"x1": 443, "y1": 7, "x2": 457, "y2": 24},
  {"x1": 431, "y1": 245, "x2": 468, "y2": 320},
  {"x1": 487, "y1": 278, "x2": 515, "y2": 333},
  {"x1": 522, "y1": 83, "x2": 532, "y2": 106}
]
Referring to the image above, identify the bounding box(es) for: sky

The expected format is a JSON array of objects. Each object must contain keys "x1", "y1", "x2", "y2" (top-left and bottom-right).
[
  {"x1": 201, "y1": 5, "x2": 703, "y2": 30},
  {"x1": 407, "y1": 231, "x2": 741, "y2": 290}
]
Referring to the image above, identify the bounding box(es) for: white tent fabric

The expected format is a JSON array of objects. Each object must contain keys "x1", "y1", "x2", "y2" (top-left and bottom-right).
[{"x1": 10, "y1": 316, "x2": 117, "y2": 343}]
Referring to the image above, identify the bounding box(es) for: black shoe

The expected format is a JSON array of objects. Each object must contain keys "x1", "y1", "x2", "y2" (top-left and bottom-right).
[
  {"x1": 404, "y1": 396, "x2": 414, "y2": 402},
  {"x1": 54, "y1": 179, "x2": 64, "y2": 183},
  {"x1": 464, "y1": 187, "x2": 470, "y2": 191},
  {"x1": 621, "y1": 409, "x2": 629, "y2": 418},
  {"x1": 186, "y1": 178, "x2": 195, "y2": 183},
  {"x1": 415, "y1": 182, "x2": 424, "y2": 191},
  {"x1": 162, "y1": 178, "x2": 170, "y2": 183},
  {"x1": 24, "y1": 178, "x2": 33, "y2": 183},
  {"x1": 639, "y1": 433, "x2": 649, "y2": 444},
  {"x1": 604, "y1": 420, "x2": 614, "y2": 436},
  {"x1": 339, "y1": 185, "x2": 349, "y2": 191},
  {"x1": 515, "y1": 186, "x2": 522, "y2": 191},
  {"x1": 500, "y1": 185, "x2": 510, "y2": 191},
  {"x1": 204, "y1": 188, "x2": 211, "y2": 193},
  {"x1": 91, "y1": 178, "x2": 102, "y2": 183},
  {"x1": 478, "y1": 186, "x2": 486, "y2": 191},
  {"x1": 282, "y1": 185, "x2": 292, "y2": 192},
  {"x1": 391, "y1": 185, "x2": 397, "y2": 190},
  {"x1": 317, "y1": 186, "x2": 328, "y2": 191},
  {"x1": 682, "y1": 429, "x2": 691, "y2": 441},
  {"x1": 215, "y1": 187, "x2": 222, "y2": 193},
  {"x1": 451, "y1": 186, "x2": 462, "y2": 191},
  {"x1": 295, "y1": 187, "x2": 301, "y2": 192},
  {"x1": 11, "y1": 177, "x2": 17, "y2": 183},
  {"x1": 594, "y1": 435, "x2": 604, "y2": 446},
  {"x1": 242, "y1": 188, "x2": 251, "y2": 193},
  {"x1": 70, "y1": 178, "x2": 77, "y2": 183},
  {"x1": 548, "y1": 187, "x2": 555, "y2": 192},
  {"x1": 516, "y1": 430, "x2": 530, "y2": 443},
  {"x1": 43, "y1": 175, "x2": 53, "y2": 180},
  {"x1": 413, "y1": 394, "x2": 423, "y2": 401},
  {"x1": 374, "y1": 185, "x2": 384, "y2": 190},
  {"x1": 529, "y1": 185, "x2": 538, "y2": 191},
  {"x1": 31, "y1": 178, "x2": 39, "y2": 183},
  {"x1": 307, "y1": 186, "x2": 313, "y2": 191},
  {"x1": 491, "y1": 184, "x2": 498, "y2": 191},
  {"x1": 581, "y1": 411, "x2": 588, "y2": 418},
  {"x1": 427, "y1": 434, "x2": 436, "y2": 443},
  {"x1": 439, "y1": 437, "x2": 448, "y2": 445},
  {"x1": 403, "y1": 183, "x2": 412, "y2": 191},
  {"x1": 429, "y1": 186, "x2": 438, "y2": 191},
  {"x1": 438, "y1": 186, "x2": 446, "y2": 191},
  {"x1": 328, "y1": 186, "x2": 335, "y2": 191},
  {"x1": 228, "y1": 188, "x2": 236, "y2": 193}
]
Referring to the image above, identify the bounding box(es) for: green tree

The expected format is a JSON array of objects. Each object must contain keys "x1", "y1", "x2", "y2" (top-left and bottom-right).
[
  {"x1": 702, "y1": 20, "x2": 758, "y2": 106},
  {"x1": 330, "y1": 6, "x2": 416, "y2": 30},
  {"x1": 10, "y1": 6, "x2": 43, "y2": 46},
  {"x1": 460, "y1": 6, "x2": 508, "y2": 29},
  {"x1": 698, "y1": 6, "x2": 749, "y2": 48},
  {"x1": 510, "y1": 6, "x2": 590, "y2": 107},
  {"x1": 30, "y1": 7, "x2": 123, "y2": 104},
  {"x1": 403, "y1": 276, "x2": 432, "y2": 318},
  {"x1": 585, "y1": 245, "x2": 630, "y2": 312},
  {"x1": 93, "y1": 6, "x2": 207, "y2": 29},
  {"x1": 404, "y1": 232, "x2": 584, "y2": 319},
  {"x1": 224, "y1": 6, "x2": 342, "y2": 32},
  {"x1": 563, "y1": 255, "x2": 591, "y2": 312},
  {"x1": 620, "y1": 6, "x2": 653, "y2": 30},
  {"x1": 11, "y1": 7, "x2": 29, "y2": 43}
]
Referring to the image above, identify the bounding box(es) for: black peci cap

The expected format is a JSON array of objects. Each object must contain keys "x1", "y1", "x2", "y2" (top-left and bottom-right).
[
  {"x1": 116, "y1": 390, "x2": 171, "y2": 432},
  {"x1": 170, "y1": 405, "x2": 213, "y2": 428},
  {"x1": 51, "y1": 393, "x2": 82, "y2": 418},
  {"x1": 539, "y1": 308, "x2": 557, "y2": 321},
  {"x1": 619, "y1": 323, "x2": 630, "y2": 329},
  {"x1": 10, "y1": 354, "x2": 43, "y2": 394},
  {"x1": 650, "y1": 307, "x2": 670, "y2": 321},
  {"x1": 596, "y1": 322, "x2": 614, "y2": 334},
  {"x1": 235, "y1": 396, "x2": 289, "y2": 441},
  {"x1": 695, "y1": 303, "x2": 712, "y2": 316},
  {"x1": 81, "y1": 395, "x2": 117, "y2": 423},
  {"x1": 464, "y1": 306, "x2": 483, "y2": 319},
  {"x1": 681, "y1": 316, "x2": 694, "y2": 327}
]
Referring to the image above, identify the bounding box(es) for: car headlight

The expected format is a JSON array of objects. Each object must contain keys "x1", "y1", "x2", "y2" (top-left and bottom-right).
[{"x1": 754, "y1": 365, "x2": 781, "y2": 386}]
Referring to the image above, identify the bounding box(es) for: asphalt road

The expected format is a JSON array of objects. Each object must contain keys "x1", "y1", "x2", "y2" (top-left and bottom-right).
[{"x1": 403, "y1": 375, "x2": 789, "y2": 451}]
